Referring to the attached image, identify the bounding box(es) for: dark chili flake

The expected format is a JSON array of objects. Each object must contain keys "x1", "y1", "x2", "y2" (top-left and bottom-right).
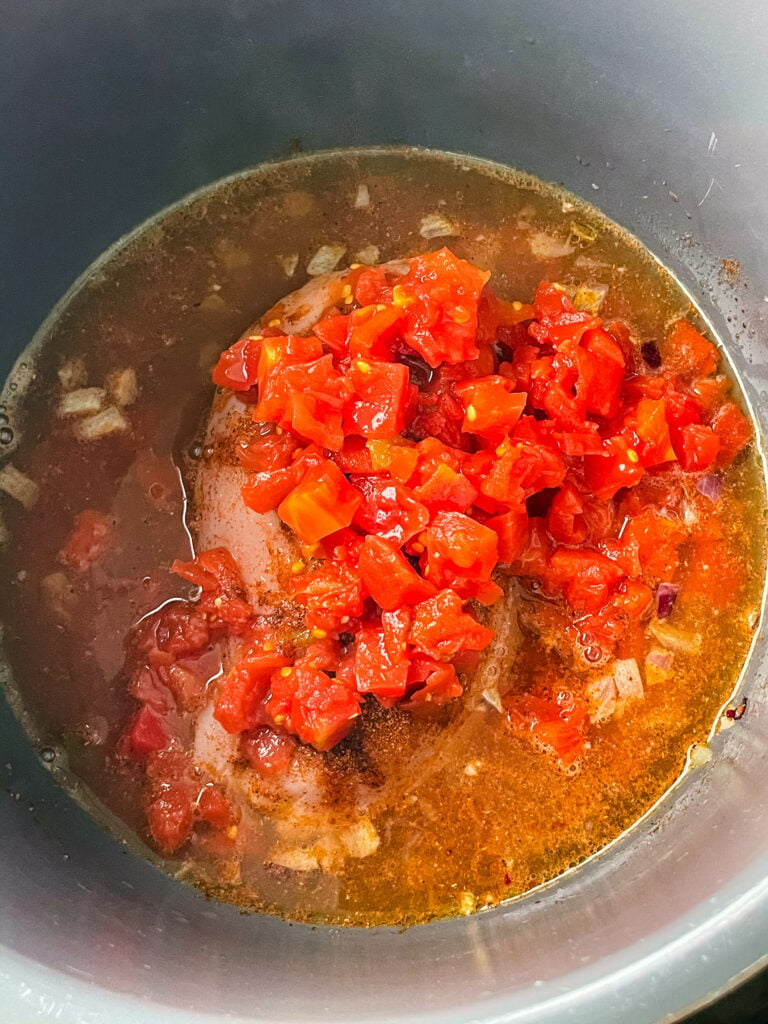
[
  {"x1": 641, "y1": 340, "x2": 662, "y2": 369},
  {"x1": 338, "y1": 632, "x2": 355, "y2": 646},
  {"x1": 725, "y1": 698, "x2": 748, "y2": 721}
]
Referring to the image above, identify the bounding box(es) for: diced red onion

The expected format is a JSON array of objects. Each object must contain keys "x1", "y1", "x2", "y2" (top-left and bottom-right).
[
  {"x1": 646, "y1": 647, "x2": 674, "y2": 671},
  {"x1": 656, "y1": 582, "x2": 680, "y2": 620},
  {"x1": 696, "y1": 474, "x2": 723, "y2": 502}
]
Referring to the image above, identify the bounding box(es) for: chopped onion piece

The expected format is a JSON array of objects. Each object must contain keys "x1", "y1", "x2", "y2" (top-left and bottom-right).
[
  {"x1": 529, "y1": 232, "x2": 574, "y2": 259},
  {"x1": 650, "y1": 620, "x2": 702, "y2": 653},
  {"x1": 573, "y1": 283, "x2": 608, "y2": 315},
  {"x1": 353, "y1": 244, "x2": 381, "y2": 266},
  {"x1": 58, "y1": 387, "x2": 105, "y2": 418},
  {"x1": 482, "y1": 687, "x2": 503, "y2": 713},
  {"x1": 306, "y1": 244, "x2": 347, "y2": 276},
  {"x1": 614, "y1": 658, "x2": 644, "y2": 700},
  {"x1": 696, "y1": 474, "x2": 723, "y2": 502},
  {"x1": 278, "y1": 253, "x2": 299, "y2": 278},
  {"x1": 585, "y1": 674, "x2": 617, "y2": 723},
  {"x1": 689, "y1": 743, "x2": 712, "y2": 767},
  {"x1": 0, "y1": 463, "x2": 40, "y2": 508},
  {"x1": 75, "y1": 406, "x2": 129, "y2": 441},
  {"x1": 58, "y1": 357, "x2": 88, "y2": 391},
  {"x1": 646, "y1": 647, "x2": 674, "y2": 671},
  {"x1": 419, "y1": 212, "x2": 460, "y2": 239},
  {"x1": 107, "y1": 368, "x2": 138, "y2": 408},
  {"x1": 353, "y1": 184, "x2": 371, "y2": 209},
  {"x1": 656, "y1": 582, "x2": 680, "y2": 620},
  {"x1": 341, "y1": 817, "x2": 379, "y2": 858}
]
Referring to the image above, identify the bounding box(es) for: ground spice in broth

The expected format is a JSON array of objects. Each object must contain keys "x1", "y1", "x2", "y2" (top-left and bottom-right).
[{"x1": 0, "y1": 150, "x2": 764, "y2": 927}]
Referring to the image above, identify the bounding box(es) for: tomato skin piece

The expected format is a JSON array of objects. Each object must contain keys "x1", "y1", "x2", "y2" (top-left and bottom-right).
[
  {"x1": 351, "y1": 475, "x2": 429, "y2": 544},
  {"x1": 354, "y1": 626, "x2": 410, "y2": 703},
  {"x1": 547, "y1": 547, "x2": 624, "y2": 614},
  {"x1": 395, "y1": 248, "x2": 491, "y2": 367},
  {"x1": 665, "y1": 319, "x2": 719, "y2": 377},
  {"x1": 712, "y1": 402, "x2": 752, "y2": 468},
  {"x1": 547, "y1": 482, "x2": 588, "y2": 545},
  {"x1": 212, "y1": 336, "x2": 262, "y2": 391},
  {"x1": 454, "y1": 375, "x2": 527, "y2": 436},
  {"x1": 410, "y1": 589, "x2": 494, "y2": 659},
  {"x1": 506, "y1": 690, "x2": 589, "y2": 768},
  {"x1": 345, "y1": 360, "x2": 412, "y2": 439},
  {"x1": 358, "y1": 535, "x2": 437, "y2": 611},
  {"x1": 583, "y1": 436, "x2": 644, "y2": 500},
  {"x1": 486, "y1": 509, "x2": 530, "y2": 563},
  {"x1": 401, "y1": 656, "x2": 462, "y2": 708},
  {"x1": 673, "y1": 423, "x2": 720, "y2": 472},
  {"x1": 278, "y1": 459, "x2": 362, "y2": 544}
]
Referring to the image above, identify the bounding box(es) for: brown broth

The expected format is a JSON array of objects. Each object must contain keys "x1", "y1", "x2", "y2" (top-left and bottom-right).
[{"x1": 0, "y1": 149, "x2": 764, "y2": 926}]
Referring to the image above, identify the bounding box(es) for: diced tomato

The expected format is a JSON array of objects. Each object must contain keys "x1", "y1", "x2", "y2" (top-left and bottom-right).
[
  {"x1": 196, "y1": 785, "x2": 235, "y2": 829},
  {"x1": 409, "y1": 589, "x2": 494, "y2": 659},
  {"x1": 292, "y1": 559, "x2": 367, "y2": 632},
  {"x1": 608, "y1": 578, "x2": 653, "y2": 620},
  {"x1": 354, "y1": 266, "x2": 392, "y2": 307},
  {"x1": 366, "y1": 439, "x2": 420, "y2": 483},
  {"x1": 270, "y1": 664, "x2": 362, "y2": 751},
  {"x1": 673, "y1": 423, "x2": 721, "y2": 472},
  {"x1": 331, "y1": 435, "x2": 376, "y2": 475},
  {"x1": 313, "y1": 313, "x2": 351, "y2": 356},
  {"x1": 214, "y1": 650, "x2": 290, "y2": 734},
  {"x1": 604, "y1": 508, "x2": 686, "y2": 583},
  {"x1": 401, "y1": 655, "x2": 463, "y2": 708},
  {"x1": 506, "y1": 690, "x2": 590, "y2": 768},
  {"x1": 630, "y1": 397, "x2": 676, "y2": 467},
  {"x1": 241, "y1": 727, "x2": 297, "y2": 777},
  {"x1": 583, "y1": 436, "x2": 644, "y2": 500},
  {"x1": 145, "y1": 784, "x2": 196, "y2": 855},
  {"x1": 486, "y1": 508, "x2": 529, "y2": 563},
  {"x1": 712, "y1": 402, "x2": 752, "y2": 468},
  {"x1": 172, "y1": 548, "x2": 253, "y2": 634},
  {"x1": 59, "y1": 509, "x2": 114, "y2": 572},
  {"x1": 212, "y1": 335, "x2": 262, "y2": 392},
  {"x1": 118, "y1": 706, "x2": 170, "y2": 760},
  {"x1": 547, "y1": 482, "x2": 588, "y2": 545},
  {"x1": 407, "y1": 386, "x2": 468, "y2": 449},
  {"x1": 253, "y1": 335, "x2": 324, "y2": 418},
  {"x1": 689, "y1": 374, "x2": 730, "y2": 413},
  {"x1": 358, "y1": 535, "x2": 436, "y2": 610},
  {"x1": 421, "y1": 510, "x2": 500, "y2": 603},
  {"x1": 236, "y1": 432, "x2": 299, "y2": 473},
  {"x1": 242, "y1": 465, "x2": 300, "y2": 514},
  {"x1": 665, "y1": 319, "x2": 719, "y2": 377},
  {"x1": 533, "y1": 281, "x2": 575, "y2": 322},
  {"x1": 547, "y1": 547, "x2": 624, "y2": 614},
  {"x1": 511, "y1": 517, "x2": 551, "y2": 577},
  {"x1": 354, "y1": 626, "x2": 410, "y2": 703},
  {"x1": 577, "y1": 327, "x2": 625, "y2": 418},
  {"x1": 278, "y1": 459, "x2": 362, "y2": 544},
  {"x1": 412, "y1": 462, "x2": 477, "y2": 514},
  {"x1": 395, "y1": 248, "x2": 491, "y2": 367},
  {"x1": 454, "y1": 375, "x2": 526, "y2": 436},
  {"x1": 345, "y1": 359, "x2": 412, "y2": 439},
  {"x1": 348, "y1": 304, "x2": 404, "y2": 360},
  {"x1": 352, "y1": 476, "x2": 429, "y2": 544},
  {"x1": 381, "y1": 606, "x2": 412, "y2": 662}
]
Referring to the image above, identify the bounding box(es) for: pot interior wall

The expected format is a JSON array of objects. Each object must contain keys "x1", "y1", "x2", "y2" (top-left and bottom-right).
[{"x1": 2, "y1": 2, "x2": 768, "y2": 1023}]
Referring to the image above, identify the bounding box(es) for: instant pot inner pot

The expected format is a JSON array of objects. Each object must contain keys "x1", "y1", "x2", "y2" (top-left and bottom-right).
[{"x1": 2, "y1": 2, "x2": 768, "y2": 1023}]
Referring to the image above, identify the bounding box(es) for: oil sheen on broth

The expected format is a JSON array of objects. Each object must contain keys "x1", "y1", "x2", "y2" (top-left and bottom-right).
[{"x1": 0, "y1": 150, "x2": 763, "y2": 927}]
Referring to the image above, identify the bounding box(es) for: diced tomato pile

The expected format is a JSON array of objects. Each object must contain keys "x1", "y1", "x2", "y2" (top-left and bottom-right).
[{"x1": 116, "y1": 247, "x2": 753, "y2": 848}]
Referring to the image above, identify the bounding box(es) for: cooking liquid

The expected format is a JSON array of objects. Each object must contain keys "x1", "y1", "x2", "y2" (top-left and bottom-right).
[{"x1": 0, "y1": 149, "x2": 764, "y2": 925}]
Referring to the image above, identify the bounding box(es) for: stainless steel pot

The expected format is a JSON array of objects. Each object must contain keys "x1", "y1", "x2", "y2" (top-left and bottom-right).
[{"x1": 2, "y1": 2, "x2": 768, "y2": 1022}]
